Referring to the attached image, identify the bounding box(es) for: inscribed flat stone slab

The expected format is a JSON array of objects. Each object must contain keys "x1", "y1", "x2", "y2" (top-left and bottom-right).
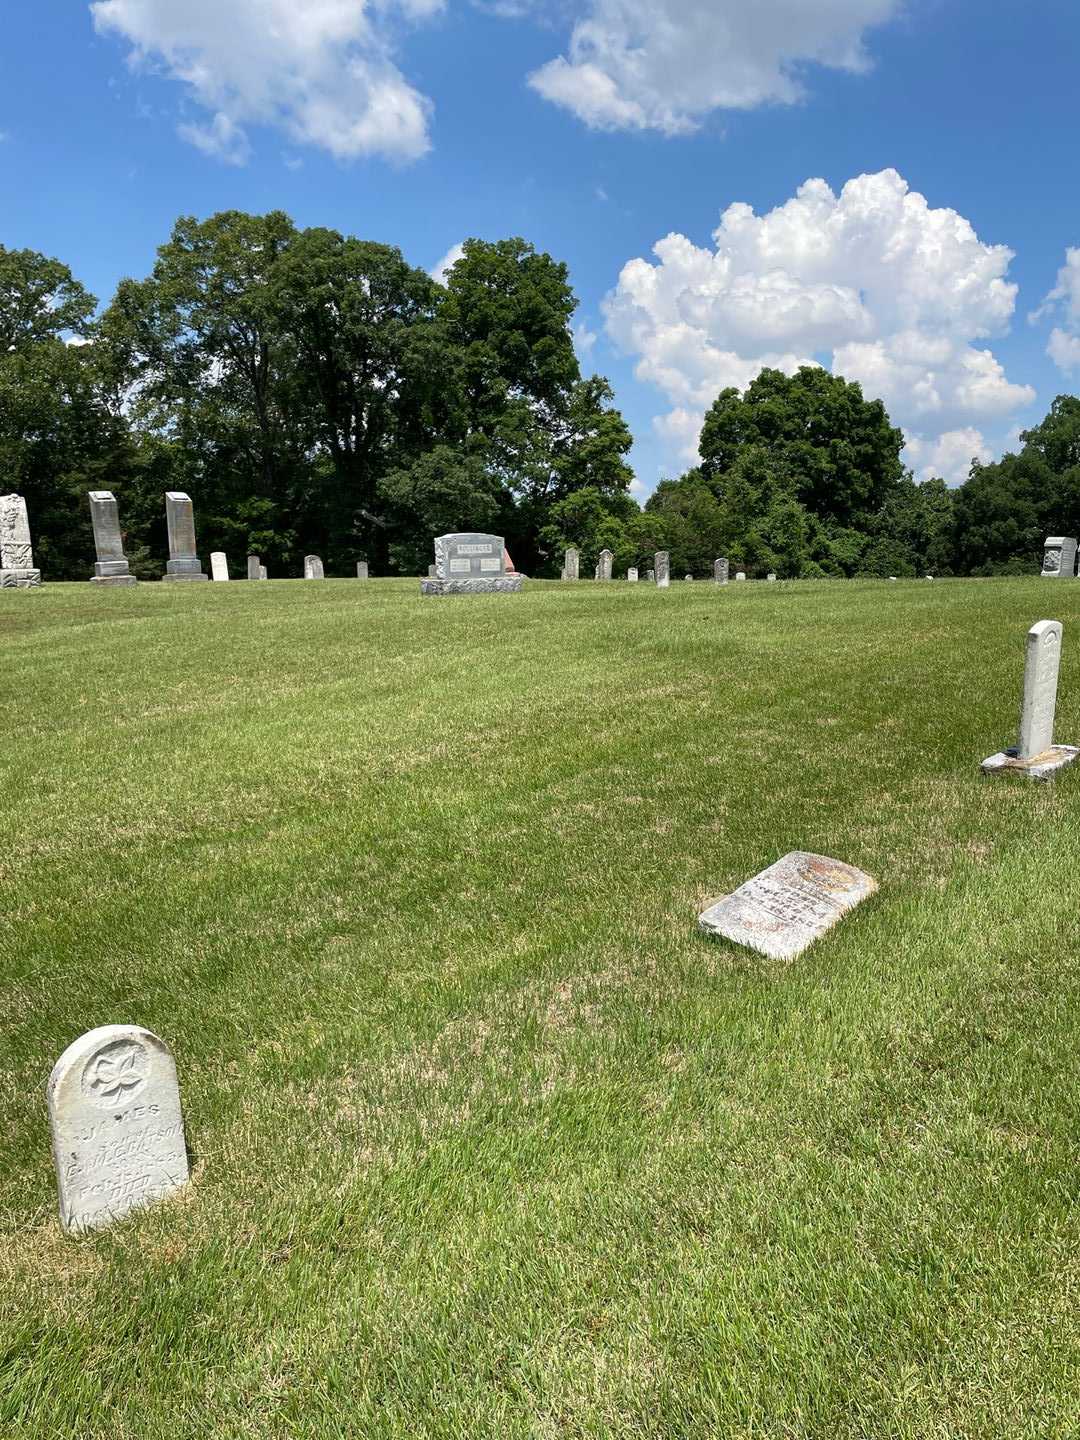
[
  {"x1": 48, "y1": 1025, "x2": 189, "y2": 1232},
  {"x1": 699, "y1": 851, "x2": 877, "y2": 961},
  {"x1": 434, "y1": 532, "x2": 506, "y2": 581},
  {"x1": 210, "y1": 551, "x2": 230, "y2": 582},
  {"x1": 304, "y1": 555, "x2": 325, "y2": 580}
]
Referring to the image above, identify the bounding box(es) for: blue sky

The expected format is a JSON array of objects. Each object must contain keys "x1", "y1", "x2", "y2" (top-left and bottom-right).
[{"x1": 3, "y1": 0, "x2": 1079, "y2": 496}]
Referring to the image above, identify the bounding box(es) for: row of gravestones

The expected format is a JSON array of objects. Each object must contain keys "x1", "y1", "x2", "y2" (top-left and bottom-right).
[
  {"x1": 565, "y1": 551, "x2": 759, "y2": 585},
  {"x1": 42, "y1": 617, "x2": 1076, "y2": 1233}
]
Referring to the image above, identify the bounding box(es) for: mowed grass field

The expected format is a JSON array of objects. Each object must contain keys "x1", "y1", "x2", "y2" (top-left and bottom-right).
[{"x1": 2, "y1": 574, "x2": 1079, "y2": 1439}]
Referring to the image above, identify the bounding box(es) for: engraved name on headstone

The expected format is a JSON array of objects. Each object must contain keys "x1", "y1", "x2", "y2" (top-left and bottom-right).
[
  {"x1": 655, "y1": 551, "x2": 670, "y2": 589},
  {"x1": 627, "y1": 568, "x2": 638, "y2": 582},
  {"x1": 982, "y1": 620, "x2": 1079, "y2": 777},
  {"x1": 304, "y1": 555, "x2": 325, "y2": 580},
  {"x1": 1042, "y1": 537, "x2": 1077, "y2": 579},
  {"x1": 423, "y1": 533, "x2": 522, "y2": 594},
  {"x1": 210, "y1": 552, "x2": 230, "y2": 582},
  {"x1": 714, "y1": 558, "x2": 729, "y2": 585},
  {"x1": 163, "y1": 493, "x2": 208, "y2": 582},
  {"x1": 88, "y1": 491, "x2": 136, "y2": 586},
  {"x1": 564, "y1": 547, "x2": 579, "y2": 581},
  {"x1": 598, "y1": 549, "x2": 613, "y2": 581},
  {"x1": 247, "y1": 554, "x2": 260, "y2": 581},
  {"x1": 48, "y1": 1025, "x2": 190, "y2": 1232},
  {"x1": 699, "y1": 852, "x2": 877, "y2": 962},
  {"x1": 0, "y1": 493, "x2": 42, "y2": 588},
  {"x1": 356, "y1": 561, "x2": 369, "y2": 580}
]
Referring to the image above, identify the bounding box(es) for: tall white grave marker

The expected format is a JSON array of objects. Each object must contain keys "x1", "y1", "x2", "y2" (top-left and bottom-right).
[
  {"x1": 0, "y1": 494, "x2": 41, "y2": 588},
  {"x1": 714, "y1": 558, "x2": 729, "y2": 585},
  {"x1": 163, "y1": 492, "x2": 208, "y2": 582},
  {"x1": 210, "y1": 551, "x2": 230, "y2": 582},
  {"x1": 48, "y1": 1025, "x2": 189, "y2": 1232},
  {"x1": 597, "y1": 549, "x2": 613, "y2": 581},
  {"x1": 88, "y1": 492, "x2": 136, "y2": 586},
  {"x1": 982, "y1": 620, "x2": 1079, "y2": 779},
  {"x1": 655, "y1": 551, "x2": 670, "y2": 589}
]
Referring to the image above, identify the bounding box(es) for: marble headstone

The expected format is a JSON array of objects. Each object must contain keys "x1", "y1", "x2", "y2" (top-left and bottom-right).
[
  {"x1": 259, "y1": 565, "x2": 268, "y2": 580},
  {"x1": 422, "y1": 533, "x2": 522, "y2": 595},
  {"x1": 88, "y1": 491, "x2": 136, "y2": 586},
  {"x1": 699, "y1": 852, "x2": 877, "y2": 962},
  {"x1": 982, "y1": 619, "x2": 1079, "y2": 779},
  {"x1": 627, "y1": 568, "x2": 638, "y2": 582},
  {"x1": 766, "y1": 573, "x2": 777, "y2": 582},
  {"x1": 714, "y1": 558, "x2": 729, "y2": 585},
  {"x1": 0, "y1": 493, "x2": 41, "y2": 588},
  {"x1": 247, "y1": 555, "x2": 260, "y2": 581},
  {"x1": 655, "y1": 551, "x2": 670, "y2": 589},
  {"x1": 646, "y1": 568, "x2": 655, "y2": 582},
  {"x1": 598, "y1": 549, "x2": 613, "y2": 581},
  {"x1": 163, "y1": 492, "x2": 208, "y2": 582},
  {"x1": 564, "y1": 547, "x2": 579, "y2": 581},
  {"x1": 304, "y1": 555, "x2": 325, "y2": 580},
  {"x1": 356, "y1": 561, "x2": 369, "y2": 580},
  {"x1": 684, "y1": 574, "x2": 693, "y2": 582},
  {"x1": 48, "y1": 1025, "x2": 189, "y2": 1232},
  {"x1": 210, "y1": 551, "x2": 230, "y2": 582},
  {"x1": 735, "y1": 571, "x2": 747, "y2": 582},
  {"x1": 1041, "y1": 537, "x2": 1077, "y2": 579}
]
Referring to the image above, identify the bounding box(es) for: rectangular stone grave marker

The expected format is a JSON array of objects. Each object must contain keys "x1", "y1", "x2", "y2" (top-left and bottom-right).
[
  {"x1": 210, "y1": 551, "x2": 230, "y2": 582},
  {"x1": 356, "y1": 561, "x2": 369, "y2": 580},
  {"x1": 422, "y1": 533, "x2": 522, "y2": 594},
  {"x1": 162, "y1": 492, "x2": 208, "y2": 581},
  {"x1": 564, "y1": 547, "x2": 579, "y2": 581},
  {"x1": 982, "y1": 619, "x2": 1079, "y2": 778},
  {"x1": 0, "y1": 493, "x2": 41, "y2": 588},
  {"x1": 699, "y1": 852, "x2": 877, "y2": 962},
  {"x1": 598, "y1": 549, "x2": 613, "y2": 581},
  {"x1": 304, "y1": 555, "x2": 325, "y2": 580},
  {"x1": 735, "y1": 571, "x2": 746, "y2": 581},
  {"x1": 655, "y1": 551, "x2": 670, "y2": 589},
  {"x1": 627, "y1": 568, "x2": 638, "y2": 582},
  {"x1": 1042, "y1": 537, "x2": 1077, "y2": 578},
  {"x1": 685, "y1": 574, "x2": 693, "y2": 582},
  {"x1": 714, "y1": 558, "x2": 729, "y2": 585},
  {"x1": 247, "y1": 554, "x2": 260, "y2": 581},
  {"x1": 48, "y1": 1025, "x2": 189, "y2": 1232},
  {"x1": 259, "y1": 565, "x2": 268, "y2": 580},
  {"x1": 767, "y1": 573, "x2": 777, "y2": 582},
  {"x1": 88, "y1": 491, "x2": 136, "y2": 586},
  {"x1": 646, "y1": 568, "x2": 655, "y2": 582}
]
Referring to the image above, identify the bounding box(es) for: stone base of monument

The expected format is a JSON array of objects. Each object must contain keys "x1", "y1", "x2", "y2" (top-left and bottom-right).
[
  {"x1": 0, "y1": 568, "x2": 41, "y2": 588},
  {"x1": 980, "y1": 745, "x2": 1080, "y2": 780},
  {"x1": 421, "y1": 575, "x2": 523, "y2": 595},
  {"x1": 163, "y1": 559, "x2": 208, "y2": 582},
  {"x1": 90, "y1": 574, "x2": 138, "y2": 586}
]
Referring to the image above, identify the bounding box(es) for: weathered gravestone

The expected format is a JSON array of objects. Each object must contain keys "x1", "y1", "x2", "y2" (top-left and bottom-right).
[
  {"x1": 356, "y1": 561, "x2": 369, "y2": 580},
  {"x1": 421, "y1": 533, "x2": 522, "y2": 595},
  {"x1": 646, "y1": 568, "x2": 655, "y2": 582},
  {"x1": 655, "y1": 551, "x2": 670, "y2": 589},
  {"x1": 88, "y1": 491, "x2": 136, "y2": 586},
  {"x1": 627, "y1": 568, "x2": 639, "y2": 582},
  {"x1": 598, "y1": 549, "x2": 613, "y2": 581},
  {"x1": 304, "y1": 555, "x2": 325, "y2": 580},
  {"x1": 767, "y1": 573, "x2": 777, "y2": 582},
  {"x1": 428, "y1": 564, "x2": 437, "y2": 578},
  {"x1": 210, "y1": 552, "x2": 230, "y2": 582},
  {"x1": 714, "y1": 558, "x2": 729, "y2": 585},
  {"x1": 259, "y1": 565, "x2": 268, "y2": 581},
  {"x1": 685, "y1": 574, "x2": 693, "y2": 582},
  {"x1": 1042, "y1": 537, "x2": 1077, "y2": 579},
  {"x1": 48, "y1": 1025, "x2": 189, "y2": 1232},
  {"x1": 564, "y1": 547, "x2": 579, "y2": 581},
  {"x1": 162, "y1": 492, "x2": 208, "y2": 582},
  {"x1": 0, "y1": 493, "x2": 41, "y2": 588},
  {"x1": 981, "y1": 620, "x2": 1079, "y2": 779},
  {"x1": 699, "y1": 852, "x2": 877, "y2": 962},
  {"x1": 735, "y1": 571, "x2": 747, "y2": 581},
  {"x1": 247, "y1": 555, "x2": 260, "y2": 581}
]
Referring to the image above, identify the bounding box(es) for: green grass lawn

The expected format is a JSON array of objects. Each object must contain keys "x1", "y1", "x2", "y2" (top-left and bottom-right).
[{"x1": 2, "y1": 575, "x2": 1079, "y2": 1439}]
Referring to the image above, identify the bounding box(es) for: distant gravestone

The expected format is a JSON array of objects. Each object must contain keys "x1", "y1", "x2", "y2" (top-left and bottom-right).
[
  {"x1": 259, "y1": 565, "x2": 268, "y2": 581},
  {"x1": 163, "y1": 492, "x2": 208, "y2": 582},
  {"x1": 0, "y1": 493, "x2": 41, "y2": 588},
  {"x1": 735, "y1": 571, "x2": 747, "y2": 582},
  {"x1": 428, "y1": 564, "x2": 437, "y2": 578},
  {"x1": 48, "y1": 1025, "x2": 189, "y2": 1232},
  {"x1": 982, "y1": 620, "x2": 1079, "y2": 779},
  {"x1": 627, "y1": 568, "x2": 638, "y2": 582},
  {"x1": 247, "y1": 555, "x2": 260, "y2": 581},
  {"x1": 421, "y1": 533, "x2": 522, "y2": 595},
  {"x1": 598, "y1": 549, "x2": 613, "y2": 581},
  {"x1": 304, "y1": 555, "x2": 325, "y2": 580},
  {"x1": 684, "y1": 574, "x2": 693, "y2": 582},
  {"x1": 564, "y1": 547, "x2": 579, "y2": 581},
  {"x1": 655, "y1": 552, "x2": 670, "y2": 589},
  {"x1": 714, "y1": 558, "x2": 729, "y2": 585},
  {"x1": 699, "y1": 852, "x2": 877, "y2": 962},
  {"x1": 210, "y1": 552, "x2": 230, "y2": 582},
  {"x1": 1042, "y1": 537, "x2": 1077, "y2": 579},
  {"x1": 356, "y1": 561, "x2": 369, "y2": 580},
  {"x1": 925, "y1": 574, "x2": 935, "y2": 581},
  {"x1": 766, "y1": 573, "x2": 777, "y2": 582},
  {"x1": 88, "y1": 491, "x2": 136, "y2": 586},
  {"x1": 646, "y1": 568, "x2": 655, "y2": 582}
]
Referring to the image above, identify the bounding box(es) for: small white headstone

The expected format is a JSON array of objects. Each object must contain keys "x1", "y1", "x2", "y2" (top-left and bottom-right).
[
  {"x1": 735, "y1": 571, "x2": 746, "y2": 582},
  {"x1": 259, "y1": 564, "x2": 268, "y2": 580},
  {"x1": 981, "y1": 619, "x2": 1079, "y2": 778},
  {"x1": 210, "y1": 551, "x2": 229, "y2": 582},
  {"x1": 627, "y1": 568, "x2": 638, "y2": 582},
  {"x1": 766, "y1": 573, "x2": 777, "y2": 582},
  {"x1": 48, "y1": 1025, "x2": 189, "y2": 1232},
  {"x1": 356, "y1": 561, "x2": 369, "y2": 580},
  {"x1": 699, "y1": 852, "x2": 877, "y2": 961}
]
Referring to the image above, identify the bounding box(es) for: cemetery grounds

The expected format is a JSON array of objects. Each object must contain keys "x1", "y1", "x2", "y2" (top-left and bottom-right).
[{"x1": 1, "y1": 574, "x2": 1079, "y2": 1439}]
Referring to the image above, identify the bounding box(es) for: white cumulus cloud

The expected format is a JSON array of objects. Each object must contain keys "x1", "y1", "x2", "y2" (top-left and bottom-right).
[
  {"x1": 528, "y1": 0, "x2": 901, "y2": 134},
  {"x1": 903, "y1": 428, "x2": 992, "y2": 486},
  {"x1": 430, "y1": 241, "x2": 466, "y2": 283},
  {"x1": 604, "y1": 169, "x2": 1034, "y2": 480},
  {"x1": 91, "y1": 0, "x2": 441, "y2": 164},
  {"x1": 1033, "y1": 248, "x2": 1080, "y2": 372}
]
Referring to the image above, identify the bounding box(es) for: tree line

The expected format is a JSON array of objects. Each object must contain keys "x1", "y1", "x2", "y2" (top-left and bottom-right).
[{"x1": 1, "y1": 213, "x2": 1077, "y2": 581}]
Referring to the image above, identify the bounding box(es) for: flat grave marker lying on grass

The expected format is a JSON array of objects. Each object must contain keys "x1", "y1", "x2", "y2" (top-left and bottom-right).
[
  {"x1": 88, "y1": 491, "x2": 136, "y2": 587},
  {"x1": 655, "y1": 551, "x2": 670, "y2": 589},
  {"x1": 210, "y1": 552, "x2": 230, "y2": 582},
  {"x1": 48, "y1": 1025, "x2": 190, "y2": 1233},
  {"x1": 421, "y1": 533, "x2": 522, "y2": 595},
  {"x1": 699, "y1": 851, "x2": 877, "y2": 962},
  {"x1": 304, "y1": 555, "x2": 325, "y2": 580},
  {"x1": 982, "y1": 620, "x2": 1079, "y2": 779},
  {"x1": 0, "y1": 493, "x2": 41, "y2": 588},
  {"x1": 163, "y1": 492, "x2": 208, "y2": 582},
  {"x1": 1041, "y1": 536, "x2": 1077, "y2": 579}
]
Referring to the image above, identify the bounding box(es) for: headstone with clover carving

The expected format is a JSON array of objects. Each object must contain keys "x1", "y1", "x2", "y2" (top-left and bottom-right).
[{"x1": 48, "y1": 1025, "x2": 189, "y2": 1232}]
